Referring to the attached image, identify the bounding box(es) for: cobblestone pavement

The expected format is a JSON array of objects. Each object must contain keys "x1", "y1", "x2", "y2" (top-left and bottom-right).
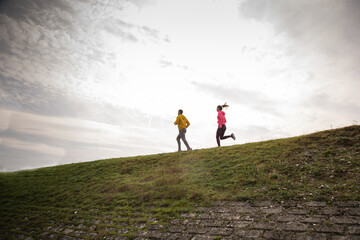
[
  {"x1": 9, "y1": 201, "x2": 360, "y2": 240},
  {"x1": 141, "y1": 201, "x2": 360, "y2": 240}
]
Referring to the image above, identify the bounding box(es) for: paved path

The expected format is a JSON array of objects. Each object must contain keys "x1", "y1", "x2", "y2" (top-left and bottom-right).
[
  {"x1": 141, "y1": 201, "x2": 360, "y2": 240},
  {"x1": 9, "y1": 201, "x2": 360, "y2": 240}
]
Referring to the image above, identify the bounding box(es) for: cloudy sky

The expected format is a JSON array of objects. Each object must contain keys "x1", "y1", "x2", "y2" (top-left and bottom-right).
[{"x1": 1, "y1": 0, "x2": 359, "y2": 171}]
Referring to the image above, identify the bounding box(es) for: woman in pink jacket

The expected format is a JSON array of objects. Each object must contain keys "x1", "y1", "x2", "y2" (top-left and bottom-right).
[{"x1": 216, "y1": 103, "x2": 236, "y2": 146}]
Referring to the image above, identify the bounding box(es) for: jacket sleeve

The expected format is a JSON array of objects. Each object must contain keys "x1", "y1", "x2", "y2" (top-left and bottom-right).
[
  {"x1": 217, "y1": 112, "x2": 221, "y2": 127},
  {"x1": 185, "y1": 117, "x2": 190, "y2": 128},
  {"x1": 174, "y1": 116, "x2": 179, "y2": 125},
  {"x1": 217, "y1": 112, "x2": 223, "y2": 127}
]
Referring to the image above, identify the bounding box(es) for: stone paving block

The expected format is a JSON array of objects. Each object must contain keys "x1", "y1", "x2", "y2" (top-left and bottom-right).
[
  {"x1": 158, "y1": 233, "x2": 177, "y2": 240},
  {"x1": 260, "y1": 207, "x2": 283, "y2": 214},
  {"x1": 136, "y1": 230, "x2": 148, "y2": 237},
  {"x1": 263, "y1": 230, "x2": 300, "y2": 239},
  {"x1": 224, "y1": 207, "x2": 238, "y2": 213},
  {"x1": 273, "y1": 215, "x2": 299, "y2": 222},
  {"x1": 331, "y1": 236, "x2": 353, "y2": 240},
  {"x1": 251, "y1": 201, "x2": 275, "y2": 207},
  {"x1": 114, "y1": 237, "x2": 129, "y2": 240},
  {"x1": 313, "y1": 225, "x2": 345, "y2": 234},
  {"x1": 295, "y1": 233, "x2": 328, "y2": 240},
  {"x1": 281, "y1": 201, "x2": 299, "y2": 208},
  {"x1": 103, "y1": 227, "x2": 116, "y2": 232},
  {"x1": 220, "y1": 213, "x2": 241, "y2": 221},
  {"x1": 333, "y1": 201, "x2": 360, "y2": 208},
  {"x1": 117, "y1": 228, "x2": 129, "y2": 234},
  {"x1": 181, "y1": 213, "x2": 197, "y2": 218},
  {"x1": 187, "y1": 226, "x2": 210, "y2": 234},
  {"x1": 262, "y1": 230, "x2": 278, "y2": 239},
  {"x1": 226, "y1": 220, "x2": 251, "y2": 228},
  {"x1": 348, "y1": 226, "x2": 360, "y2": 235},
  {"x1": 348, "y1": 208, "x2": 360, "y2": 216},
  {"x1": 252, "y1": 222, "x2": 278, "y2": 230},
  {"x1": 330, "y1": 216, "x2": 360, "y2": 225},
  {"x1": 175, "y1": 234, "x2": 192, "y2": 240},
  {"x1": 331, "y1": 236, "x2": 360, "y2": 240},
  {"x1": 279, "y1": 222, "x2": 309, "y2": 232},
  {"x1": 148, "y1": 231, "x2": 170, "y2": 239},
  {"x1": 198, "y1": 213, "x2": 215, "y2": 219},
  {"x1": 170, "y1": 219, "x2": 181, "y2": 225},
  {"x1": 208, "y1": 227, "x2": 233, "y2": 236},
  {"x1": 183, "y1": 219, "x2": 202, "y2": 226},
  {"x1": 316, "y1": 207, "x2": 343, "y2": 215},
  {"x1": 213, "y1": 207, "x2": 228, "y2": 213},
  {"x1": 235, "y1": 229, "x2": 263, "y2": 238},
  {"x1": 251, "y1": 213, "x2": 270, "y2": 221},
  {"x1": 235, "y1": 207, "x2": 257, "y2": 213},
  {"x1": 148, "y1": 224, "x2": 164, "y2": 230},
  {"x1": 342, "y1": 237, "x2": 360, "y2": 240},
  {"x1": 190, "y1": 235, "x2": 214, "y2": 240},
  {"x1": 167, "y1": 225, "x2": 186, "y2": 233},
  {"x1": 63, "y1": 229, "x2": 74, "y2": 234},
  {"x1": 287, "y1": 208, "x2": 309, "y2": 215},
  {"x1": 244, "y1": 215, "x2": 255, "y2": 221},
  {"x1": 201, "y1": 219, "x2": 224, "y2": 227},
  {"x1": 304, "y1": 201, "x2": 327, "y2": 207},
  {"x1": 299, "y1": 216, "x2": 325, "y2": 224}
]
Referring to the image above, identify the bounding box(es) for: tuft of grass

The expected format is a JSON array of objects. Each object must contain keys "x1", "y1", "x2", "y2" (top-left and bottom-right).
[{"x1": 1, "y1": 125, "x2": 360, "y2": 238}]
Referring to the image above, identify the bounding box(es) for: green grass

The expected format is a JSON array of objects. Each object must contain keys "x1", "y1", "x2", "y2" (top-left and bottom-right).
[{"x1": 1, "y1": 125, "x2": 360, "y2": 239}]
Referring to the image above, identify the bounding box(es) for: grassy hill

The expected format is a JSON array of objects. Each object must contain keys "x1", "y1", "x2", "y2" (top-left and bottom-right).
[{"x1": 1, "y1": 125, "x2": 360, "y2": 239}]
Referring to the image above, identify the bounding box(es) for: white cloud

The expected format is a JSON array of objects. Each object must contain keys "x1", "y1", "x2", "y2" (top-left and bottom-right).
[{"x1": 1, "y1": 137, "x2": 66, "y2": 156}]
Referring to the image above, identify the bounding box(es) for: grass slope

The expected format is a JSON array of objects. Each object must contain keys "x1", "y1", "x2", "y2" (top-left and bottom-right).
[{"x1": 1, "y1": 125, "x2": 360, "y2": 238}]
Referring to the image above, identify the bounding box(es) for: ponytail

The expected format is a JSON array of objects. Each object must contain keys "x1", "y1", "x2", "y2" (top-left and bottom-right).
[
  {"x1": 217, "y1": 102, "x2": 229, "y2": 110},
  {"x1": 222, "y1": 102, "x2": 229, "y2": 109}
]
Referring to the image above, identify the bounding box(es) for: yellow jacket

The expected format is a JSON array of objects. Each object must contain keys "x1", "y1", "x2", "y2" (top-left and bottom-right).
[{"x1": 174, "y1": 114, "x2": 190, "y2": 130}]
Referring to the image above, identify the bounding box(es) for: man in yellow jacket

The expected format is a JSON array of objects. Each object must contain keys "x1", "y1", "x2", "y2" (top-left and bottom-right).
[{"x1": 174, "y1": 109, "x2": 192, "y2": 152}]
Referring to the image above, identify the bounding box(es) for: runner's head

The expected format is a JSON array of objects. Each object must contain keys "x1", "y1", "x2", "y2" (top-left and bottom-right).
[
  {"x1": 178, "y1": 109, "x2": 183, "y2": 115},
  {"x1": 217, "y1": 103, "x2": 229, "y2": 111}
]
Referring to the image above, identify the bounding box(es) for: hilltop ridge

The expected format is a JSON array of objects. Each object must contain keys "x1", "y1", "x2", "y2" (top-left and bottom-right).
[{"x1": 1, "y1": 125, "x2": 360, "y2": 238}]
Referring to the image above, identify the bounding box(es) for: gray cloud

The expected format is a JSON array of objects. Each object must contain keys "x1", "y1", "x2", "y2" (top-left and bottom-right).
[
  {"x1": 0, "y1": 144, "x2": 62, "y2": 172},
  {"x1": 237, "y1": 124, "x2": 288, "y2": 142},
  {"x1": 0, "y1": 38, "x2": 12, "y2": 55},
  {"x1": 192, "y1": 81, "x2": 282, "y2": 117},
  {"x1": 0, "y1": 0, "x2": 165, "y2": 90},
  {"x1": 0, "y1": 0, "x2": 73, "y2": 22},
  {"x1": 103, "y1": 19, "x2": 139, "y2": 42},
  {"x1": 239, "y1": 0, "x2": 360, "y2": 125},
  {"x1": 159, "y1": 59, "x2": 173, "y2": 68},
  {"x1": 141, "y1": 26, "x2": 160, "y2": 39},
  {"x1": 239, "y1": 0, "x2": 360, "y2": 74},
  {"x1": 0, "y1": 109, "x2": 173, "y2": 172},
  {"x1": 0, "y1": 125, "x2": 158, "y2": 169},
  {"x1": 302, "y1": 91, "x2": 360, "y2": 119},
  {"x1": 0, "y1": 75, "x2": 168, "y2": 129}
]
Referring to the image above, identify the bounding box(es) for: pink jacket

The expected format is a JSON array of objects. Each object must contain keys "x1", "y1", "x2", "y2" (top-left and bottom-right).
[{"x1": 217, "y1": 110, "x2": 226, "y2": 127}]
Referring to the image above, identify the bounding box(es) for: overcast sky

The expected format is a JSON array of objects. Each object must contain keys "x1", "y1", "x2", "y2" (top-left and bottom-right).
[{"x1": 1, "y1": 0, "x2": 359, "y2": 171}]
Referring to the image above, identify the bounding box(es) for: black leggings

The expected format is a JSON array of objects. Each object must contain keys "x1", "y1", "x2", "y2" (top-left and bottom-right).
[{"x1": 216, "y1": 124, "x2": 231, "y2": 146}]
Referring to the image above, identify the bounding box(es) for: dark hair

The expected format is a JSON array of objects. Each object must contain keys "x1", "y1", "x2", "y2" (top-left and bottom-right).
[
  {"x1": 217, "y1": 102, "x2": 229, "y2": 110},
  {"x1": 178, "y1": 109, "x2": 183, "y2": 114}
]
